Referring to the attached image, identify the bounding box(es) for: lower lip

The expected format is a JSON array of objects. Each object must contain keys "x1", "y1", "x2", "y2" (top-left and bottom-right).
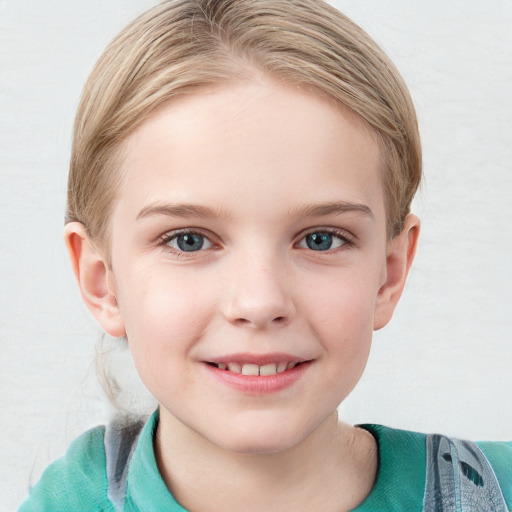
[{"x1": 203, "y1": 362, "x2": 311, "y2": 395}]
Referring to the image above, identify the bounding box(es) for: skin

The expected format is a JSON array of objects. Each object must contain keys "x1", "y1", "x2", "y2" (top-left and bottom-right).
[{"x1": 66, "y1": 79, "x2": 419, "y2": 511}]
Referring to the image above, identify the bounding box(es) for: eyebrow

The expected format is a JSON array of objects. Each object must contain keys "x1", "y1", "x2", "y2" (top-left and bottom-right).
[
  {"x1": 289, "y1": 201, "x2": 374, "y2": 219},
  {"x1": 136, "y1": 203, "x2": 228, "y2": 220},
  {"x1": 136, "y1": 201, "x2": 373, "y2": 221}
]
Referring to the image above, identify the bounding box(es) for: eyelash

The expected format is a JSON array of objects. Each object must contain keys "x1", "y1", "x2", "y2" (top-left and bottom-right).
[
  {"x1": 158, "y1": 229, "x2": 215, "y2": 257},
  {"x1": 295, "y1": 227, "x2": 355, "y2": 252},
  {"x1": 157, "y1": 227, "x2": 355, "y2": 257}
]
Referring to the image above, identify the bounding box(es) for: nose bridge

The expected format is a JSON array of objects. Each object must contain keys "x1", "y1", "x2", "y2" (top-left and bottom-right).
[{"x1": 223, "y1": 246, "x2": 294, "y2": 329}]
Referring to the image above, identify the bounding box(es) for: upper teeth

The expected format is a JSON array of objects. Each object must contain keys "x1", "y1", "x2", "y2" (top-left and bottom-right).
[{"x1": 215, "y1": 362, "x2": 297, "y2": 375}]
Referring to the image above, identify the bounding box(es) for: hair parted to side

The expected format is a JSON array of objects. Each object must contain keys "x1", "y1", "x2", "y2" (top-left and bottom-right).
[{"x1": 67, "y1": 0, "x2": 421, "y2": 245}]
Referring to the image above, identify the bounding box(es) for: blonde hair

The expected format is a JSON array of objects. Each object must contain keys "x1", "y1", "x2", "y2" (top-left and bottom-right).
[{"x1": 67, "y1": 0, "x2": 421, "y2": 244}]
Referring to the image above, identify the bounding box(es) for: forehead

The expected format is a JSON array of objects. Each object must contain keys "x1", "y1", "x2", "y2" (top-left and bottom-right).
[{"x1": 114, "y1": 80, "x2": 385, "y2": 226}]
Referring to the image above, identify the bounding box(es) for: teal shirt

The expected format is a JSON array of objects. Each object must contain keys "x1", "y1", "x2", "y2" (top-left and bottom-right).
[{"x1": 20, "y1": 412, "x2": 512, "y2": 511}]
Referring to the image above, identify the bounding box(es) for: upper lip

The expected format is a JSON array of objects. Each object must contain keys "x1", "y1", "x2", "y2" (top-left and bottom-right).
[{"x1": 204, "y1": 353, "x2": 311, "y2": 366}]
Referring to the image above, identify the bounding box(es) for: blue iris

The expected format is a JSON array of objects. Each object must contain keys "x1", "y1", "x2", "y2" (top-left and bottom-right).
[
  {"x1": 305, "y1": 232, "x2": 334, "y2": 251},
  {"x1": 176, "y1": 233, "x2": 205, "y2": 252}
]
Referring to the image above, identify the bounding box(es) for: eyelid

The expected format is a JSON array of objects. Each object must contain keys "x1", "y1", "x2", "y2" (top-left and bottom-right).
[
  {"x1": 295, "y1": 226, "x2": 356, "y2": 249},
  {"x1": 157, "y1": 228, "x2": 219, "y2": 255},
  {"x1": 155, "y1": 225, "x2": 355, "y2": 256}
]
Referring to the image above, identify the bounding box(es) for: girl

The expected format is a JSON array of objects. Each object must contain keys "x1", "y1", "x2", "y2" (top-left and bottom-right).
[{"x1": 19, "y1": 1, "x2": 511, "y2": 510}]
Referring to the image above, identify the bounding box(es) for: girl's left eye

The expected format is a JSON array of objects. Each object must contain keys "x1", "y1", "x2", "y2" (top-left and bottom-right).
[
  {"x1": 164, "y1": 232, "x2": 213, "y2": 252},
  {"x1": 298, "y1": 231, "x2": 349, "y2": 251}
]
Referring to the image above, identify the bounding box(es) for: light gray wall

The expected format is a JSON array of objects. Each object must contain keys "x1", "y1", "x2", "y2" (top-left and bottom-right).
[{"x1": 1, "y1": 1, "x2": 511, "y2": 509}]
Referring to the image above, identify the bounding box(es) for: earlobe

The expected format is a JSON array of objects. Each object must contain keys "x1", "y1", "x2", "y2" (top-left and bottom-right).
[
  {"x1": 373, "y1": 214, "x2": 420, "y2": 330},
  {"x1": 64, "y1": 222, "x2": 126, "y2": 338}
]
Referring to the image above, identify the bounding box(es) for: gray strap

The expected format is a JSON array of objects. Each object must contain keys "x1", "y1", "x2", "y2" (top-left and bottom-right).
[
  {"x1": 104, "y1": 415, "x2": 146, "y2": 511},
  {"x1": 423, "y1": 434, "x2": 508, "y2": 512}
]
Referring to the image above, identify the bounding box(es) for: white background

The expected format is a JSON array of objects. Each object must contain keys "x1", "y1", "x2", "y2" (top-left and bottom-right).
[{"x1": 1, "y1": 1, "x2": 511, "y2": 509}]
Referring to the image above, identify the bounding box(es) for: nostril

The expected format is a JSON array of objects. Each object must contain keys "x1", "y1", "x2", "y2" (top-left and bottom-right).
[{"x1": 233, "y1": 316, "x2": 286, "y2": 327}]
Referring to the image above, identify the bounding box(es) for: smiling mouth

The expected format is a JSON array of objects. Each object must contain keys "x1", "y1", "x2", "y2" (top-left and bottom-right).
[
  {"x1": 204, "y1": 358, "x2": 312, "y2": 394},
  {"x1": 206, "y1": 361, "x2": 303, "y2": 376}
]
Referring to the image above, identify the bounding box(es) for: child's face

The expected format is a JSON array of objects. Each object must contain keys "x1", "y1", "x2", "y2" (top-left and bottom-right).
[{"x1": 101, "y1": 80, "x2": 404, "y2": 453}]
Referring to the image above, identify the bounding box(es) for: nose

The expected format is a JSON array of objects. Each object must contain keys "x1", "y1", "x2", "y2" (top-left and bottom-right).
[{"x1": 222, "y1": 253, "x2": 295, "y2": 329}]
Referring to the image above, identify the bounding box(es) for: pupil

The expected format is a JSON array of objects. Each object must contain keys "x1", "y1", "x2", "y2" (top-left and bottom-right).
[
  {"x1": 177, "y1": 233, "x2": 203, "y2": 251},
  {"x1": 307, "y1": 233, "x2": 332, "y2": 251}
]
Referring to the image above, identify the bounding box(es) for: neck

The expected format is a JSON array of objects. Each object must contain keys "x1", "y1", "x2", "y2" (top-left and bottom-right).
[{"x1": 155, "y1": 408, "x2": 377, "y2": 512}]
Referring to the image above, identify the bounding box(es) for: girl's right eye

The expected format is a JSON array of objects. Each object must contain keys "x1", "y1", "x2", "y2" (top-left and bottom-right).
[{"x1": 162, "y1": 232, "x2": 213, "y2": 252}]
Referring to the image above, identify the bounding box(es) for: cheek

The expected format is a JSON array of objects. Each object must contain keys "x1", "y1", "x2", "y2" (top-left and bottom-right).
[
  {"x1": 115, "y1": 267, "x2": 216, "y2": 365},
  {"x1": 306, "y1": 268, "x2": 380, "y2": 332},
  {"x1": 302, "y1": 270, "x2": 379, "y2": 371},
  {"x1": 314, "y1": 289, "x2": 375, "y2": 399}
]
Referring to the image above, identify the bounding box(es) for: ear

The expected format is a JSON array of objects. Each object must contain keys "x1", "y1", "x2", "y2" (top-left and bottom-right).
[
  {"x1": 64, "y1": 222, "x2": 126, "y2": 338},
  {"x1": 373, "y1": 214, "x2": 420, "y2": 330}
]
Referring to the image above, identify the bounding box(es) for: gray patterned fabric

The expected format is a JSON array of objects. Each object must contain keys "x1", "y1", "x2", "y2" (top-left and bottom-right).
[
  {"x1": 105, "y1": 415, "x2": 145, "y2": 511},
  {"x1": 424, "y1": 434, "x2": 508, "y2": 512}
]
